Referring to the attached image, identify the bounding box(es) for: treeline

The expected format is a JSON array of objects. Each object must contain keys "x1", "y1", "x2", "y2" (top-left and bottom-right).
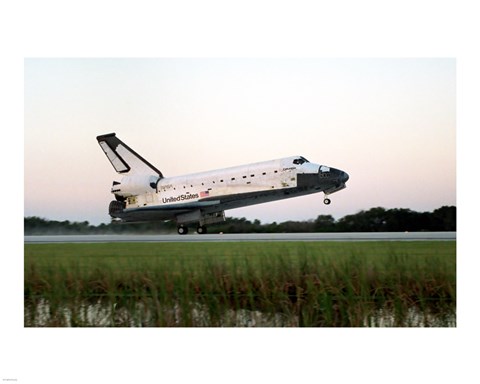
[{"x1": 24, "y1": 206, "x2": 455, "y2": 235}]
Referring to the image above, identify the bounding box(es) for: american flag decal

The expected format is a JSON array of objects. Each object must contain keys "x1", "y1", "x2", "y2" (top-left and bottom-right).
[{"x1": 200, "y1": 191, "x2": 209, "y2": 198}]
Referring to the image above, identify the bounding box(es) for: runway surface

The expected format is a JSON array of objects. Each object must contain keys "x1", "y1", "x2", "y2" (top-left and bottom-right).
[{"x1": 24, "y1": 232, "x2": 456, "y2": 244}]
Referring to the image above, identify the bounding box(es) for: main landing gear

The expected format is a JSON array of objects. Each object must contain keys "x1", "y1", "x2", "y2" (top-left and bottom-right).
[
  {"x1": 177, "y1": 225, "x2": 208, "y2": 235},
  {"x1": 177, "y1": 225, "x2": 188, "y2": 235},
  {"x1": 196, "y1": 225, "x2": 207, "y2": 234}
]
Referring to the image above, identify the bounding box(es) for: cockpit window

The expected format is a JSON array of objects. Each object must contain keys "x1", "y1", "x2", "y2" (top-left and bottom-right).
[
  {"x1": 319, "y1": 165, "x2": 330, "y2": 172},
  {"x1": 293, "y1": 157, "x2": 309, "y2": 165}
]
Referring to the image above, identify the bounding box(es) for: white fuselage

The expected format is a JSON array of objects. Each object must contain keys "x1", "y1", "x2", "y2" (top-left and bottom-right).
[
  {"x1": 121, "y1": 157, "x2": 321, "y2": 211},
  {"x1": 97, "y1": 133, "x2": 349, "y2": 231}
]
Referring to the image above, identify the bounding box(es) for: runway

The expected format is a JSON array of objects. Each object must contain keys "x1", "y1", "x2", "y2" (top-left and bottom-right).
[{"x1": 24, "y1": 232, "x2": 456, "y2": 244}]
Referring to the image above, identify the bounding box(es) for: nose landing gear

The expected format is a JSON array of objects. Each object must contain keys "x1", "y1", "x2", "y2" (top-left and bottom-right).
[{"x1": 323, "y1": 195, "x2": 331, "y2": 205}]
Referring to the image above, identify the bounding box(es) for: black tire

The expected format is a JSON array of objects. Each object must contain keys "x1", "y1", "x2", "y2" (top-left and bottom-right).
[
  {"x1": 197, "y1": 225, "x2": 207, "y2": 234},
  {"x1": 177, "y1": 226, "x2": 188, "y2": 235},
  {"x1": 324, "y1": 198, "x2": 331, "y2": 205}
]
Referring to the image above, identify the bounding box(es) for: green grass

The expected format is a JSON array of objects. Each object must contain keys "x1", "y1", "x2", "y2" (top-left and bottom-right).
[{"x1": 24, "y1": 241, "x2": 456, "y2": 327}]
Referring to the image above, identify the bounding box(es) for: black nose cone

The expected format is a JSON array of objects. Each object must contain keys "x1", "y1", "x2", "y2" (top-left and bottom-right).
[{"x1": 330, "y1": 168, "x2": 349, "y2": 183}]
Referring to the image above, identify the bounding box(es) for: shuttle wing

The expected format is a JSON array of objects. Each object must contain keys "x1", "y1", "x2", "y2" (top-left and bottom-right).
[
  {"x1": 114, "y1": 199, "x2": 222, "y2": 223},
  {"x1": 96, "y1": 133, "x2": 163, "y2": 177}
]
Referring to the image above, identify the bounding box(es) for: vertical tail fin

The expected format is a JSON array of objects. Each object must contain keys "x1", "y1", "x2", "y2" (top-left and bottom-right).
[{"x1": 96, "y1": 133, "x2": 163, "y2": 177}]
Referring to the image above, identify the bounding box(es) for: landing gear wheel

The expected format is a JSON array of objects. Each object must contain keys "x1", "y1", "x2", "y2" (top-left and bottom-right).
[
  {"x1": 197, "y1": 225, "x2": 207, "y2": 234},
  {"x1": 177, "y1": 225, "x2": 188, "y2": 235},
  {"x1": 323, "y1": 198, "x2": 331, "y2": 205}
]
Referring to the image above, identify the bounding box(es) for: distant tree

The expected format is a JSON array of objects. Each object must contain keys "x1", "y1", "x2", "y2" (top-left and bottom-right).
[
  {"x1": 431, "y1": 206, "x2": 456, "y2": 231},
  {"x1": 336, "y1": 207, "x2": 388, "y2": 232},
  {"x1": 314, "y1": 215, "x2": 336, "y2": 232},
  {"x1": 24, "y1": 206, "x2": 456, "y2": 235},
  {"x1": 383, "y1": 208, "x2": 420, "y2": 231}
]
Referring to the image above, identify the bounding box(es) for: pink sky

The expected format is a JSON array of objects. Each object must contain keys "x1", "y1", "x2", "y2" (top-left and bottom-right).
[{"x1": 24, "y1": 58, "x2": 455, "y2": 225}]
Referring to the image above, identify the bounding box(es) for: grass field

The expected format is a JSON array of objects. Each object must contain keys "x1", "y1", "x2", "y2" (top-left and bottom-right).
[{"x1": 24, "y1": 241, "x2": 456, "y2": 327}]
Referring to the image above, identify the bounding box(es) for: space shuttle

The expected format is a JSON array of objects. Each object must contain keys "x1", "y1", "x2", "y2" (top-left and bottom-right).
[{"x1": 97, "y1": 133, "x2": 349, "y2": 234}]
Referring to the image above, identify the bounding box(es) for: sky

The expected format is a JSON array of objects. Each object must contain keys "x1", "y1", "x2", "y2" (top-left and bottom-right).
[{"x1": 24, "y1": 58, "x2": 456, "y2": 225}]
